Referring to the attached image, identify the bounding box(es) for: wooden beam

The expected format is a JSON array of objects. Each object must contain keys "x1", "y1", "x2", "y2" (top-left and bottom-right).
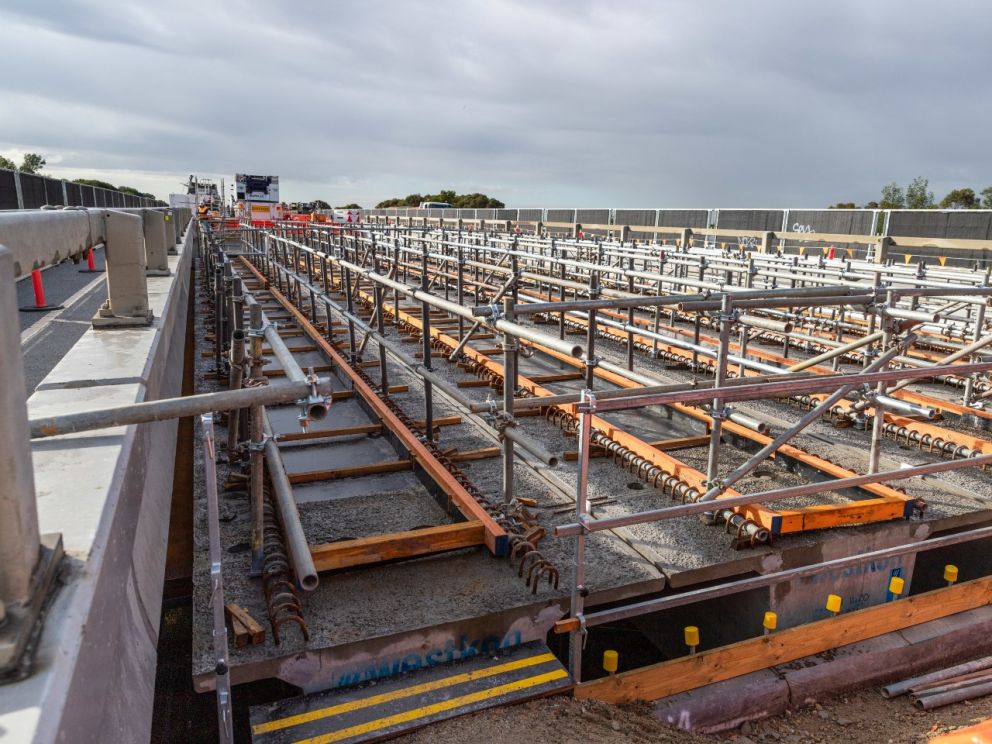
[
  {"x1": 224, "y1": 603, "x2": 265, "y2": 647},
  {"x1": 310, "y1": 522, "x2": 485, "y2": 572},
  {"x1": 650, "y1": 435, "x2": 711, "y2": 451},
  {"x1": 412, "y1": 415, "x2": 462, "y2": 429},
  {"x1": 449, "y1": 447, "x2": 501, "y2": 462},
  {"x1": 263, "y1": 364, "x2": 334, "y2": 378},
  {"x1": 575, "y1": 576, "x2": 992, "y2": 704},
  {"x1": 564, "y1": 435, "x2": 710, "y2": 461},
  {"x1": 278, "y1": 423, "x2": 382, "y2": 442},
  {"x1": 457, "y1": 379, "x2": 493, "y2": 388},
  {"x1": 329, "y1": 385, "x2": 409, "y2": 400},
  {"x1": 289, "y1": 459, "x2": 413, "y2": 484},
  {"x1": 527, "y1": 372, "x2": 585, "y2": 384},
  {"x1": 261, "y1": 345, "x2": 319, "y2": 355}
]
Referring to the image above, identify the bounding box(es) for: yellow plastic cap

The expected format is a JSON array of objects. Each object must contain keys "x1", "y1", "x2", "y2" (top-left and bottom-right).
[
  {"x1": 889, "y1": 576, "x2": 905, "y2": 596},
  {"x1": 826, "y1": 594, "x2": 842, "y2": 614},
  {"x1": 945, "y1": 565, "x2": 959, "y2": 583},
  {"x1": 763, "y1": 611, "x2": 778, "y2": 631},
  {"x1": 603, "y1": 649, "x2": 619, "y2": 673},
  {"x1": 684, "y1": 626, "x2": 700, "y2": 647}
]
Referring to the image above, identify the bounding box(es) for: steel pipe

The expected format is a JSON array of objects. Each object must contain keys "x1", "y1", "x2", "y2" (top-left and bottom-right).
[
  {"x1": 200, "y1": 414, "x2": 234, "y2": 742},
  {"x1": 579, "y1": 361, "x2": 992, "y2": 413},
  {"x1": 227, "y1": 329, "x2": 246, "y2": 456},
  {"x1": 698, "y1": 344, "x2": 904, "y2": 503},
  {"x1": 883, "y1": 656, "x2": 992, "y2": 698},
  {"x1": 262, "y1": 413, "x2": 318, "y2": 591},
  {"x1": 785, "y1": 331, "x2": 884, "y2": 373},
  {"x1": 29, "y1": 378, "x2": 333, "y2": 439},
  {"x1": 557, "y1": 452, "x2": 992, "y2": 538}
]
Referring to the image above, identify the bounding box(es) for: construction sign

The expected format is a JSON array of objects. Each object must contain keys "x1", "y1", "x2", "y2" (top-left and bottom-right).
[{"x1": 332, "y1": 209, "x2": 361, "y2": 224}]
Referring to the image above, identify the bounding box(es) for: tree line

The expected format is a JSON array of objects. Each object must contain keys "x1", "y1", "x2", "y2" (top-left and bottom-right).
[
  {"x1": 375, "y1": 190, "x2": 504, "y2": 209},
  {"x1": 832, "y1": 177, "x2": 992, "y2": 210},
  {"x1": 0, "y1": 152, "x2": 158, "y2": 200}
]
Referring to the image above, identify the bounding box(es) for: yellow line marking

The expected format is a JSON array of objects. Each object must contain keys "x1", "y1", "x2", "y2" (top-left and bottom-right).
[
  {"x1": 294, "y1": 668, "x2": 570, "y2": 744},
  {"x1": 253, "y1": 652, "x2": 558, "y2": 735}
]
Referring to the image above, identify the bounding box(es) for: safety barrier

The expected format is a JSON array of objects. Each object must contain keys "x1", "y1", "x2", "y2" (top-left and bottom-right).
[{"x1": 0, "y1": 167, "x2": 165, "y2": 210}]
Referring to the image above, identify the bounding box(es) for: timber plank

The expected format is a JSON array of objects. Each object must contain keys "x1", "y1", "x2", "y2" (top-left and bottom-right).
[
  {"x1": 310, "y1": 522, "x2": 486, "y2": 572},
  {"x1": 289, "y1": 459, "x2": 413, "y2": 484}
]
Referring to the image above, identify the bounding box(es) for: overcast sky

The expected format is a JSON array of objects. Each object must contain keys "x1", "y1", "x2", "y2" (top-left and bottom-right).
[{"x1": 1, "y1": 1, "x2": 989, "y2": 207}]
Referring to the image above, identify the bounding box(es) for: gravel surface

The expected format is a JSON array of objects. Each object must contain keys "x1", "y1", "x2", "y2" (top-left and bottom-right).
[{"x1": 396, "y1": 686, "x2": 992, "y2": 744}]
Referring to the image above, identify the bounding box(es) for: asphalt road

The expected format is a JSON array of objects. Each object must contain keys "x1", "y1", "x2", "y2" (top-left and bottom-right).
[{"x1": 19, "y1": 248, "x2": 109, "y2": 393}]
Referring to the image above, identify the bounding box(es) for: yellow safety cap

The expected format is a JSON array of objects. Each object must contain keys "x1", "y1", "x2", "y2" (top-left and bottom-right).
[
  {"x1": 889, "y1": 576, "x2": 905, "y2": 595},
  {"x1": 945, "y1": 564, "x2": 959, "y2": 583},
  {"x1": 826, "y1": 594, "x2": 842, "y2": 614},
  {"x1": 763, "y1": 611, "x2": 777, "y2": 631},
  {"x1": 603, "y1": 649, "x2": 619, "y2": 673},
  {"x1": 684, "y1": 625, "x2": 700, "y2": 647}
]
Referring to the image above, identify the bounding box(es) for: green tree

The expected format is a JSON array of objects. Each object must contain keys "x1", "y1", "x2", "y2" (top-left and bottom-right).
[
  {"x1": 74, "y1": 178, "x2": 117, "y2": 190},
  {"x1": 19, "y1": 153, "x2": 45, "y2": 174},
  {"x1": 940, "y1": 188, "x2": 977, "y2": 209},
  {"x1": 0, "y1": 152, "x2": 47, "y2": 172},
  {"x1": 117, "y1": 185, "x2": 156, "y2": 199},
  {"x1": 982, "y1": 187, "x2": 992, "y2": 209},
  {"x1": 905, "y1": 176, "x2": 935, "y2": 209},
  {"x1": 312, "y1": 199, "x2": 331, "y2": 209},
  {"x1": 376, "y1": 190, "x2": 504, "y2": 209},
  {"x1": 880, "y1": 182, "x2": 905, "y2": 209},
  {"x1": 864, "y1": 201, "x2": 880, "y2": 209},
  {"x1": 830, "y1": 202, "x2": 857, "y2": 209},
  {"x1": 335, "y1": 203, "x2": 361, "y2": 209}
]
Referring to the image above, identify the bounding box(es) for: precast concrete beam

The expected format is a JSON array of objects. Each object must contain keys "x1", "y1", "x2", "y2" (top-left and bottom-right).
[{"x1": 0, "y1": 207, "x2": 106, "y2": 278}]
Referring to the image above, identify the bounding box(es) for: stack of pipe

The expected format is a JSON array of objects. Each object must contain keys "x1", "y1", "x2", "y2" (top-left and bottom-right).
[{"x1": 882, "y1": 656, "x2": 992, "y2": 710}]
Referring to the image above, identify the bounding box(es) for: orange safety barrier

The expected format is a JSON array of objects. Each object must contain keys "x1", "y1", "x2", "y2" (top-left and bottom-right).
[{"x1": 931, "y1": 719, "x2": 992, "y2": 743}]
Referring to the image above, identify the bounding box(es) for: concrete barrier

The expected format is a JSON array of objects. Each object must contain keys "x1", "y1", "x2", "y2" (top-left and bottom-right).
[{"x1": 0, "y1": 219, "x2": 194, "y2": 742}]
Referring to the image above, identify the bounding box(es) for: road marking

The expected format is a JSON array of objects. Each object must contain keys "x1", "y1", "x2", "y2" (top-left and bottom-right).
[
  {"x1": 294, "y1": 669, "x2": 569, "y2": 744},
  {"x1": 253, "y1": 652, "x2": 556, "y2": 735},
  {"x1": 20, "y1": 272, "x2": 105, "y2": 346}
]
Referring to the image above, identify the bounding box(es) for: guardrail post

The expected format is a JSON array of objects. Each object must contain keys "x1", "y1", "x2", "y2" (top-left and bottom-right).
[
  {"x1": 874, "y1": 235, "x2": 892, "y2": 264},
  {"x1": 92, "y1": 210, "x2": 154, "y2": 327},
  {"x1": 13, "y1": 171, "x2": 24, "y2": 209},
  {"x1": 164, "y1": 209, "x2": 178, "y2": 255},
  {"x1": 760, "y1": 231, "x2": 774, "y2": 254},
  {"x1": 142, "y1": 208, "x2": 170, "y2": 275},
  {"x1": 0, "y1": 245, "x2": 62, "y2": 677},
  {"x1": 680, "y1": 227, "x2": 693, "y2": 249},
  {"x1": 0, "y1": 246, "x2": 40, "y2": 607}
]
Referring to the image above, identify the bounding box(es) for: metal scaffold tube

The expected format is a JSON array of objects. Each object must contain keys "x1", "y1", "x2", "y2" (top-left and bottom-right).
[
  {"x1": 262, "y1": 413, "x2": 319, "y2": 591},
  {"x1": 28, "y1": 378, "x2": 334, "y2": 439},
  {"x1": 259, "y1": 249, "x2": 560, "y2": 466},
  {"x1": 200, "y1": 414, "x2": 234, "y2": 743}
]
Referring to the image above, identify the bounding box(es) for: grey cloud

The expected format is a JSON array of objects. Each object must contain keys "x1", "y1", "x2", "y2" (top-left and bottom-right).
[{"x1": 0, "y1": 0, "x2": 989, "y2": 206}]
